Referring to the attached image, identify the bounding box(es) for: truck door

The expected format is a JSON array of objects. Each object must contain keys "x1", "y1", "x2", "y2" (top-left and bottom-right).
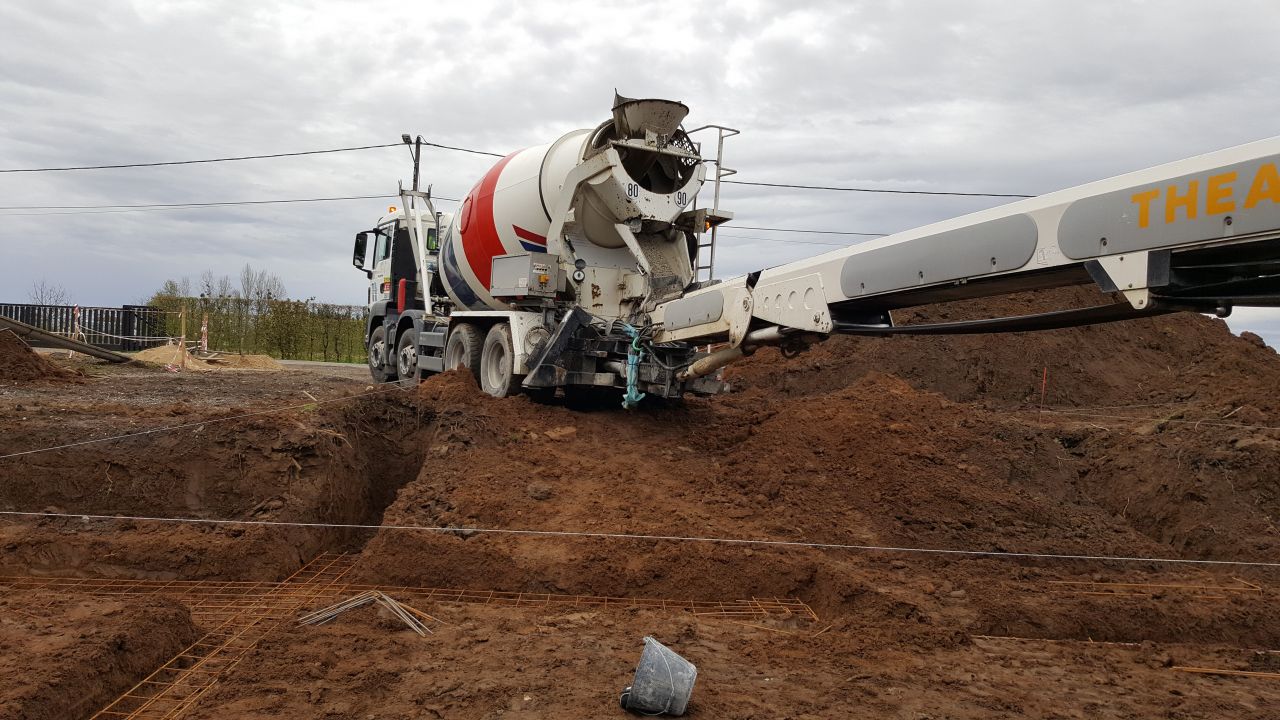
[{"x1": 371, "y1": 221, "x2": 396, "y2": 304}]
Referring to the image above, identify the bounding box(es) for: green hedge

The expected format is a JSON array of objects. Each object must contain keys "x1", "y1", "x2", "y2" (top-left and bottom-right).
[{"x1": 148, "y1": 296, "x2": 368, "y2": 363}]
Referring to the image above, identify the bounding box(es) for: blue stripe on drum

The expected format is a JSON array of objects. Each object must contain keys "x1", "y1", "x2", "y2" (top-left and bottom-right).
[{"x1": 440, "y1": 233, "x2": 482, "y2": 309}]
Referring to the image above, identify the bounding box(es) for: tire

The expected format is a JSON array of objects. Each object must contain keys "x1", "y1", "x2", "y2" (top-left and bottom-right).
[
  {"x1": 480, "y1": 323, "x2": 521, "y2": 398},
  {"x1": 443, "y1": 323, "x2": 483, "y2": 380},
  {"x1": 395, "y1": 327, "x2": 419, "y2": 381},
  {"x1": 367, "y1": 325, "x2": 397, "y2": 383}
]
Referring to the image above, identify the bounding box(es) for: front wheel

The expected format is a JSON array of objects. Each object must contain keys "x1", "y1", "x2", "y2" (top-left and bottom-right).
[
  {"x1": 480, "y1": 323, "x2": 521, "y2": 398},
  {"x1": 395, "y1": 328, "x2": 419, "y2": 381},
  {"x1": 367, "y1": 325, "x2": 397, "y2": 383}
]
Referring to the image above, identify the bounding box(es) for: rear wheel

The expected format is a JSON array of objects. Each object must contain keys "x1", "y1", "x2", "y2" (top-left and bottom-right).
[
  {"x1": 367, "y1": 325, "x2": 397, "y2": 383},
  {"x1": 395, "y1": 327, "x2": 419, "y2": 381},
  {"x1": 443, "y1": 323, "x2": 483, "y2": 380},
  {"x1": 480, "y1": 323, "x2": 521, "y2": 398}
]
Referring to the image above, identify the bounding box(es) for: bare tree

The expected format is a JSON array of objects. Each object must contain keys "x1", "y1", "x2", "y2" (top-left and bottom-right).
[
  {"x1": 29, "y1": 279, "x2": 70, "y2": 306},
  {"x1": 239, "y1": 263, "x2": 260, "y2": 302}
]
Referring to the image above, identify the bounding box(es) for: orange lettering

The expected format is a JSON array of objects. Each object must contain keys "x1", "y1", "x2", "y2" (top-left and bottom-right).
[
  {"x1": 1165, "y1": 181, "x2": 1198, "y2": 224},
  {"x1": 1205, "y1": 171, "x2": 1236, "y2": 214},
  {"x1": 1131, "y1": 189, "x2": 1159, "y2": 228},
  {"x1": 1245, "y1": 163, "x2": 1280, "y2": 209}
]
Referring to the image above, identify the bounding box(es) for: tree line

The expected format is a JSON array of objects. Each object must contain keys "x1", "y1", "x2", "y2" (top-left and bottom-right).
[{"x1": 148, "y1": 264, "x2": 368, "y2": 364}]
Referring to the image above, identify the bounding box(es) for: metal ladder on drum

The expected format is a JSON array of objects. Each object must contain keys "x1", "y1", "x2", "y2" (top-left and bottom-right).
[{"x1": 687, "y1": 125, "x2": 739, "y2": 284}]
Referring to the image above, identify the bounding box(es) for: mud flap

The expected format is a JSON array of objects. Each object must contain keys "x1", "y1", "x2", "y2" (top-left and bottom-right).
[{"x1": 523, "y1": 307, "x2": 591, "y2": 388}]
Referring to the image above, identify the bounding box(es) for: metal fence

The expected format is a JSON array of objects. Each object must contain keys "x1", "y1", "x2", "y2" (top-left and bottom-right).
[{"x1": 0, "y1": 303, "x2": 169, "y2": 351}]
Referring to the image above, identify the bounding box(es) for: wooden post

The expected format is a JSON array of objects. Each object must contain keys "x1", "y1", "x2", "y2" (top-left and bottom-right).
[{"x1": 179, "y1": 306, "x2": 188, "y2": 369}]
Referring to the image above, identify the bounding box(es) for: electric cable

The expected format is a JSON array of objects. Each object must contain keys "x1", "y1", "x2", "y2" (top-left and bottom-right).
[
  {"x1": 0, "y1": 140, "x2": 1036, "y2": 197},
  {"x1": 715, "y1": 233, "x2": 849, "y2": 247},
  {"x1": 0, "y1": 194, "x2": 465, "y2": 217},
  {"x1": 0, "y1": 143, "x2": 403, "y2": 173},
  {"x1": 417, "y1": 141, "x2": 504, "y2": 158},
  {"x1": 722, "y1": 179, "x2": 1034, "y2": 198},
  {"x1": 728, "y1": 225, "x2": 887, "y2": 237}
]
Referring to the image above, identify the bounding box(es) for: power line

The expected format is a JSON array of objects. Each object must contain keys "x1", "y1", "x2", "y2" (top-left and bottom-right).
[
  {"x1": 716, "y1": 233, "x2": 850, "y2": 247},
  {"x1": 0, "y1": 138, "x2": 1036, "y2": 198},
  {"x1": 1, "y1": 509, "x2": 1277, "y2": 569},
  {"x1": 0, "y1": 198, "x2": 888, "y2": 239},
  {"x1": 0, "y1": 193, "x2": 465, "y2": 216},
  {"x1": 0, "y1": 143, "x2": 404, "y2": 173},
  {"x1": 1, "y1": 194, "x2": 393, "y2": 211},
  {"x1": 723, "y1": 179, "x2": 1034, "y2": 199},
  {"x1": 419, "y1": 140, "x2": 504, "y2": 158},
  {"x1": 0, "y1": 193, "x2": 891, "y2": 240},
  {"x1": 729, "y1": 225, "x2": 887, "y2": 237},
  {"x1": 0, "y1": 196, "x2": 887, "y2": 240}
]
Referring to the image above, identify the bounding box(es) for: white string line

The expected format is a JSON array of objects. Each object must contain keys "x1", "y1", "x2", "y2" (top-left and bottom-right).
[
  {"x1": 1, "y1": 510, "x2": 1277, "y2": 569},
  {"x1": 1030, "y1": 408, "x2": 1280, "y2": 432},
  {"x1": 75, "y1": 324, "x2": 177, "y2": 342},
  {"x1": 1041, "y1": 401, "x2": 1196, "y2": 412},
  {"x1": 0, "y1": 382, "x2": 415, "y2": 461}
]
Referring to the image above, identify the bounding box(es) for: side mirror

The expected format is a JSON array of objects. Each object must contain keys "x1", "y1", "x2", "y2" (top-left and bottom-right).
[{"x1": 353, "y1": 232, "x2": 370, "y2": 270}]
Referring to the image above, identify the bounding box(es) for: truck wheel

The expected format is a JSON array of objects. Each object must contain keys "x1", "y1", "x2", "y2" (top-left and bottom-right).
[
  {"x1": 443, "y1": 323, "x2": 483, "y2": 380},
  {"x1": 368, "y1": 325, "x2": 397, "y2": 383},
  {"x1": 480, "y1": 323, "x2": 521, "y2": 398},
  {"x1": 395, "y1": 328, "x2": 419, "y2": 381}
]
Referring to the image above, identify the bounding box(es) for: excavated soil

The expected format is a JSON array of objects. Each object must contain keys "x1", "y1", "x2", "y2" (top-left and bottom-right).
[
  {"x1": 0, "y1": 592, "x2": 198, "y2": 720},
  {"x1": 0, "y1": 331, "x2": 75, "y2": 384},
  {"x1": 1, "y1": 286, "x2": 1279, "y2": 718}
]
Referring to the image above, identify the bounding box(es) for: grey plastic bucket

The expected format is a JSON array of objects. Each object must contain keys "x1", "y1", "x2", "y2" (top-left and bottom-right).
[{"x1": 620, "y1": 636, "x2": 697, "y2": 716}]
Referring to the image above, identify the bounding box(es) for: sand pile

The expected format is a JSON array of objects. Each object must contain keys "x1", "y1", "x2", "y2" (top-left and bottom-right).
[
  {"x1": 0, "y1": 330, "x2": 72, "y2": 383},
  {"x1": 131, "y1": 344, "x2": 283, "y2": 371}
]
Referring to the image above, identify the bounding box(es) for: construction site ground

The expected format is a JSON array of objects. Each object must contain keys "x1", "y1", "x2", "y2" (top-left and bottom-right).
[{"x1": 2, "y1": 286, "x2": 1279, "y2": 719}]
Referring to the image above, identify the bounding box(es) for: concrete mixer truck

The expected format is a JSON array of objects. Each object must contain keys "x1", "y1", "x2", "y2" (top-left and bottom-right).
[
  {"x1": 352, "y1": 94, "x2": 735, "y2": 403},
  {"x1": 354, "y1": 94, "x2": 1280, "y2": 404}
]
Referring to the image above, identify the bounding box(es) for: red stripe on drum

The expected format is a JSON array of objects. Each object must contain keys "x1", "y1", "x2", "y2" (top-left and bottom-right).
[
  {"x1": 459, "y1": 152, "x2": 518, "y2": 290},
  {"x1": 513, "y1": 225, "x2": 547, "y2": 246}
]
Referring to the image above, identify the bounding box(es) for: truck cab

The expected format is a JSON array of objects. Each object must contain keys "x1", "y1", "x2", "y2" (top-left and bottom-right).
[{"x1": 352, "y1": 203, "x2": 452, "y2": 383}]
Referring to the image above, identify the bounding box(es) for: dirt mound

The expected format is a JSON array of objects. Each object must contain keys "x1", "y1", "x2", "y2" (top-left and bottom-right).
[
  {"x1": 0, "y1": 592, "x2": 198, "y2": 720},
  {"x1": 358, "y1": 370, "x2": 1274, "y2": 603},
  {"x1": 728, "y1": 286, "x2": 1280, "y2": 415},
  {"x1": 0, "y1": 330, "x2": 72, "y2": 384},
  {"x1": 131, "y1": 344, "x2": 283, "y2": 371}
]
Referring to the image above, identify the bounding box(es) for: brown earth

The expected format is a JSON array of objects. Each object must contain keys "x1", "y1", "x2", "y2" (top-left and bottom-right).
[
  {"x1": 0, "y1": 330, "x2": 75, "y2": 384},
  {"x1": 0, "y1": 592, "x2": 198, "y2": 720},
  {"x1": 728, "y1": 286, "x2": 1280, "y2": 413},
  {"x1": 1, "y1": 286, "x2": 1279, "y2": 718}
]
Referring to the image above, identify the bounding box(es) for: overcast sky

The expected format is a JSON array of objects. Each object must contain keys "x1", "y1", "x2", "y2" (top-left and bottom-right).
[{"x1": 3, "y1": 0, "x2": 1279, "y2": 344}]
